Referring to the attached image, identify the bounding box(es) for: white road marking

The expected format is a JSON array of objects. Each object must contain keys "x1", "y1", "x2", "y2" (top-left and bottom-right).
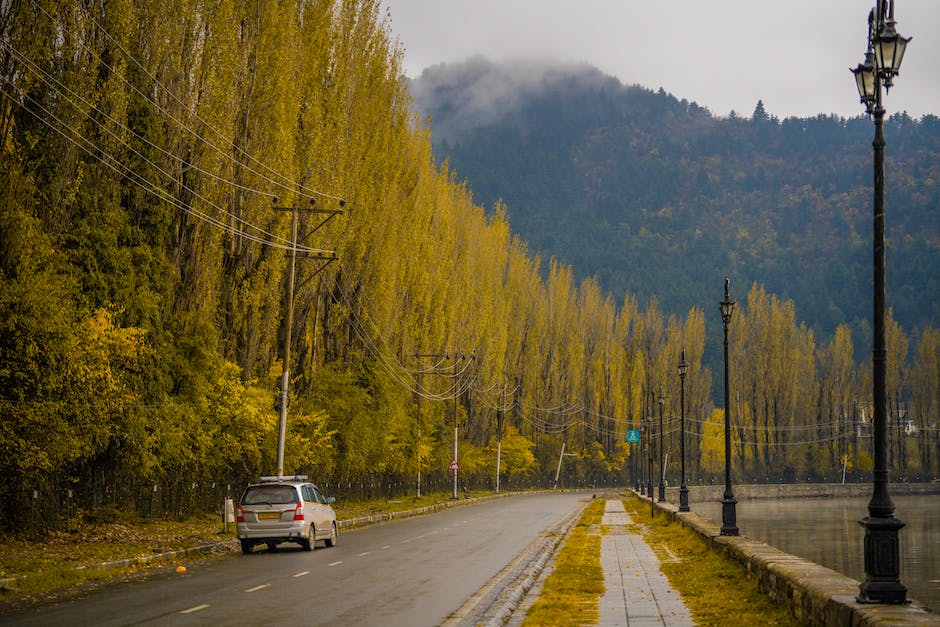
[
  {"x1": 357, "y1": 551, "x2": 370, "y2": 557},
  {"x1": 381, "y1": 545, "x2": 391, "y2": 550},
  {"x1": 180, "y1": 604, "x2": 210, "y2": 614},
  {"x1": 293, "y1": 571, "x2": 310, "y2": 578},
  {"x1": 245, "y1": 583, "x2": 271, "y2": 592},
  {"x1": 328, "y1": 560, "x2": 343, "y2": 567}
]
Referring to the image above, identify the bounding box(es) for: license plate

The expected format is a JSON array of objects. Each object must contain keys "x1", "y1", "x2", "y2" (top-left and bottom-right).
[{"x1": 258, "y1": 512, "x2": 281, "y2": 520}]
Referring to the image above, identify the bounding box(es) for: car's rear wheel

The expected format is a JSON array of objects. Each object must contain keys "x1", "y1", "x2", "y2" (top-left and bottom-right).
[
  {"x1": 240, "y1": 540, "x2": 253, "y2": 555},
  {"x1": 301, "y1": 524, "x2": 315, "y2": 551},
  {"x1": 325, "y1": 523, "x2": 337, "y2": 547}
]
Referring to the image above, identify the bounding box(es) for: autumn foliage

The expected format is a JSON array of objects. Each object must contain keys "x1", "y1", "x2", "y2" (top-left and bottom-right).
[{"x1": 0, "y1": 0, "x2": 937, "y2": 532}]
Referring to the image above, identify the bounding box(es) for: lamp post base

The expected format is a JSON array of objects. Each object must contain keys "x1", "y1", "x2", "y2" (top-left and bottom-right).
[
  {"x1": 857, "y1": 515, "x2": 907, "y2": 604},
  {"x1": 720, "y1": 496, "x2": 738, "y2": 536},
  {"x1": 658, "y1": 484, "x2": 665, "y2": 502},
  {"x1": 679, "y1": 485, "x2": 690, "y2": 512}
]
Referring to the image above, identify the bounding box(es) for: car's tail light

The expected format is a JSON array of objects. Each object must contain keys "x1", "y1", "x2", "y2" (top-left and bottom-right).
[
  {"x1": 292, "y1": 503, "x2": 304, "y2": 521},
  {"x1": 236, "y1": 505, "x2": 245, "y2": 523}
]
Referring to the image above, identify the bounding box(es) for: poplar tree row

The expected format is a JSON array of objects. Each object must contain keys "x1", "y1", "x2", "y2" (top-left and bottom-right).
[{"x1": 0, "y1": 0, "x2": 936, "y2": 530}]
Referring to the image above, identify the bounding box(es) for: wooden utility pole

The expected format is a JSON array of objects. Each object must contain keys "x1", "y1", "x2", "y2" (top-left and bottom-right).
[
  {"x1": 414, "y1": 352, "x2": 450, "y2": 498},
  {"x1": 273, "y1": 197, "x2": 342, "y2": 477}
]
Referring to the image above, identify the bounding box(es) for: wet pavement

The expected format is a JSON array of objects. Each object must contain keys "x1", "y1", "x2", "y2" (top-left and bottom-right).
[{"x1": 598, "y1": 499, "x2": 693, "y2": 626}]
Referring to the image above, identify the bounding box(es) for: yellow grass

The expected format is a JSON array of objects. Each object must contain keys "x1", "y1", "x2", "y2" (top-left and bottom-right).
[
  {"x1": 523, "y1": 497, "x2": 606, "y2": 626},
  {"x1": 622, "y1": 495, "x2": 798, "y2": 626}
]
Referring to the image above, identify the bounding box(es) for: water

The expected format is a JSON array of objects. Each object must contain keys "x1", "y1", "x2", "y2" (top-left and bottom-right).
[{"x1": 694, "y1": 494, "x2": 940, "y2": 611}]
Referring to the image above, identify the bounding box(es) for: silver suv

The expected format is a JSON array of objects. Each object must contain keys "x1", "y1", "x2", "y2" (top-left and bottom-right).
[{"x1": 237, "y1": 476, "x2": 338, "y2": 554}]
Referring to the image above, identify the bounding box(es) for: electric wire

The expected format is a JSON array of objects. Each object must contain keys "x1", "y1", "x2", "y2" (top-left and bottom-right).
[
  {"x1": 0, "y1": 41, "x2": 327, "y2": 252},
  {"x1": 0, "y1": 78, "x2": 308, "y2": 252},
  {"x1": 25, "y1": 0, "x2": 345, "y2": 204},
  {"x1": 0, "y1": 39, "x2": 290, "y2": 244}
]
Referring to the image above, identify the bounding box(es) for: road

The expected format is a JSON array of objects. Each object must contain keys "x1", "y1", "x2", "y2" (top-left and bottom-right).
[{"x1": 1, "y1": 492, "x2": 590, "y2": 626}]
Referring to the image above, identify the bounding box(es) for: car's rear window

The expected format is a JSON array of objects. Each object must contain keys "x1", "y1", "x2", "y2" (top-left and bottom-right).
[{"x1": 241, "y1": 485, "x2": 299, "y2": 505}]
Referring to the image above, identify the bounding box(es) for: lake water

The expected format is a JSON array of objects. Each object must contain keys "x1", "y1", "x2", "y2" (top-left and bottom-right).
[{"x1": 693, "y1": 494, "x2": 939, "y2": 611}]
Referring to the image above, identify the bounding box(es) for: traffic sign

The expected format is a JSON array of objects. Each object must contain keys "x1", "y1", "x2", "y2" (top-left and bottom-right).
[
  {"x1": 626, "y1": 429, "x2": 641, "y2": 444},
  {"x1": 449, "y1": 459, "x2": 459, "y2": 471}
]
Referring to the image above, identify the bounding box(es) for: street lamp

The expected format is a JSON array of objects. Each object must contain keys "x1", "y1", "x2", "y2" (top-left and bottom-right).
[
  {"x1": 851, "y1": 0, "x2": 910, "y2": 605},
  {"x1": 630, "y1": 422, "x2": 643, "y2": 494},
  {"x1": 636, "y1": 412, "x2": 649, "y2": 496},
  {"x1": 658, "y1": 389, "x2": 666, "y2": 502},
  {"x1": 646, "y1": 411, "x2": 654, "y2": 500},
  {"x1": 678, "y1": 349, "x2": 690, "y2": 512},
  {"x1": 719, "y1": 277, "x2": 738, "y2": 536}
]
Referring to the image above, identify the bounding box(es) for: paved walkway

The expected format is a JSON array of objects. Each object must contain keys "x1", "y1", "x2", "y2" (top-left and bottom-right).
[{"x1": 598, "y1": 499, "x2": 694, "y2": 626}]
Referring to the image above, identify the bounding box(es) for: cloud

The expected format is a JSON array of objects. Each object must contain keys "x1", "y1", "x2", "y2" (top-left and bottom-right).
[{"x1": 409, "y1": 56, "x2": 617, "y2": 143}]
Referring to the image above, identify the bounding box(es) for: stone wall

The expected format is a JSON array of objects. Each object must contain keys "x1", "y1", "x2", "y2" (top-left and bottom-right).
[{"x1": 664, "y1": 481, "x2": 939, "y2": 502}]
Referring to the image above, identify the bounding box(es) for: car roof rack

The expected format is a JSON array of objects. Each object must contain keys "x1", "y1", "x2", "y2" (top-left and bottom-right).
[{"x1": 258, "y1": 475, "x2": 308, "y2": 483}]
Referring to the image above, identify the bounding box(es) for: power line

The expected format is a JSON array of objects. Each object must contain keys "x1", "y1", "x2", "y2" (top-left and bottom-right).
[
  {"x1": 24, "y1": 0, "x2": 345, "y2": 204},
  {"x1": 0, "y1": 43, "x2": 327, "y2": 253},
  {"x1": 0, "y1": 78, "x2": 307, "y2": 252}
]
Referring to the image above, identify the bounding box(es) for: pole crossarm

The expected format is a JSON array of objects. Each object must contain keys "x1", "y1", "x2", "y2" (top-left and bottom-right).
[
  {"x1": 274, "y1": 205, "x2": 344, "y2": 241},
  {"x1": 294, "y1": 254, "x2": 338, "y2": 291},
  {"x1": 273, "y1": 195, "x2": 343, "y2": 478}
]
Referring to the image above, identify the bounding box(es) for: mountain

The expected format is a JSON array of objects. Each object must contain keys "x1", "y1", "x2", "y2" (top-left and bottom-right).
[{"x1": 410, "y1": 57, "x2": 940, "y2": 337}]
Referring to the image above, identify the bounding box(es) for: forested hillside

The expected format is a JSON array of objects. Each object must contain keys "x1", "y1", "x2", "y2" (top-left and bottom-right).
[
  {"x1": 410, "y1": 58, "x2": 940, "y2": 337},
  {"x1": 1, "y1": 3, "x2": 937, "y2": 533}
]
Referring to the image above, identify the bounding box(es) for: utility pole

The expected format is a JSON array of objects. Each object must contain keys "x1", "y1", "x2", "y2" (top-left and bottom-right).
[
  {"x1": 449, "y1": 350, "x2": 476, "y2": 499},
  {"x1": 495, "y1": 383, "x2": 505, "y2": 493},
  {"x1": 274, "y1": 197, "x2": 343, "y2": 477},
  {"x1": 451, "y1": 352, "x2": 465, "y2": 499},
  {"x1": 553, "y1": 436, "x2": 566, "y2": 488},
  {"x1": 414, "y1": 352, "x2": 450, "y2": 498},
  {"x1": 416, "y1": 373, "x2": 423, "y2": 498}
]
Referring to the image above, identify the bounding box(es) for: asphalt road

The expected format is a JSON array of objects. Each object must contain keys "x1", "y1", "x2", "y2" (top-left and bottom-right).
[{"x1": 1, "y1": 492, "x2": 590, "y2": 626}]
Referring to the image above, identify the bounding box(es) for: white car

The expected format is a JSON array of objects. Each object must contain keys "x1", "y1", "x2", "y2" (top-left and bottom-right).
[{"x1": 237, "y1": 476, "x2": 338, "y2": 554}]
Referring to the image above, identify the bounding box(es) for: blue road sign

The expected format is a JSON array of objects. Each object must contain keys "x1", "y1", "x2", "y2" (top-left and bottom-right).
[{"x1": 626, "y1": 429, "x2": 641, "y2": 443}]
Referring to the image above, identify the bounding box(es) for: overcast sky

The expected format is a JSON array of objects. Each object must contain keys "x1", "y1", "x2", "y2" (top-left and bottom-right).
[{"x1": 381, "y1": 0, "x2": 939, "y2": 120}]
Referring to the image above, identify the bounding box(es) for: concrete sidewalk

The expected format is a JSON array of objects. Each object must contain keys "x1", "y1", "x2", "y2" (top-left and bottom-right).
[{"x1": 599, "y1": 499, "x2": 693, "y2": 626}]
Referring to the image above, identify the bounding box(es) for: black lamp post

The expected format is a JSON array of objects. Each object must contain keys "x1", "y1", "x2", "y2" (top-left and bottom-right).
[
  {"x1": 851, "y1": 0, "x2": 910, "y2": 605},
  {"x1": 634, "y1": 420, "x2": 641, "y2": 492},
  {"x1": 719, "y1": 277, "x2": 738, "y2": 536},
  {"x1": 637, "y1": 416, "x2": 644, "y2": 493},
  {"x1": 678, "y1": 349, "x2": 690, "y2": 512},
  {"x1": 636, "y1": 410, "x2": 649, "y2": 496},
  {"x1": 646, "y1": 411, "x2": 654, "y2": 500},
  {"x1": 658, "y1": 389, "x2": 666, "y2": 502}
]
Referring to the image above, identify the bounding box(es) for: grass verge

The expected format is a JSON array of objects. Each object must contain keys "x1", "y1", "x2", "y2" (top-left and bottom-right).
[
  {"x1": 335, "y1": 489, "x2": 497, "y2": 520},
  {"x1": 622, "y1": 495, "x2": 798, "y2": 626},
  {"x1": 522, "y1": 497, "x2": 605, "y2": 626},
  {"x1": 0, "y1": 513, "x2": 235, "y2": 609}
]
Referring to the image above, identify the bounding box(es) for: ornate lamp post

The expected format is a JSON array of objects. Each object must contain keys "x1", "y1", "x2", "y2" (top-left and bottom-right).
[
  {"x1": 639, "y1": 393, "x2": 647, "y2": 495},
  {"x1": 646, "y1": 411, "x2": 654, "y2": 500},
  {"x1": 851, "y1": 0, "x2": 910, "y2": 605},
  {"x1": 658, "y1": 389, "x2": 666, "y2": 502},
  {"x1": 678, "y1": 349, "x2": 690, "y2": 512},
  {"x1": 719, "y1": 277, "x2": 738, "y2": 536},
  {"x1": 634, "y1": 418, "x2": 642, "y2": 492}
]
